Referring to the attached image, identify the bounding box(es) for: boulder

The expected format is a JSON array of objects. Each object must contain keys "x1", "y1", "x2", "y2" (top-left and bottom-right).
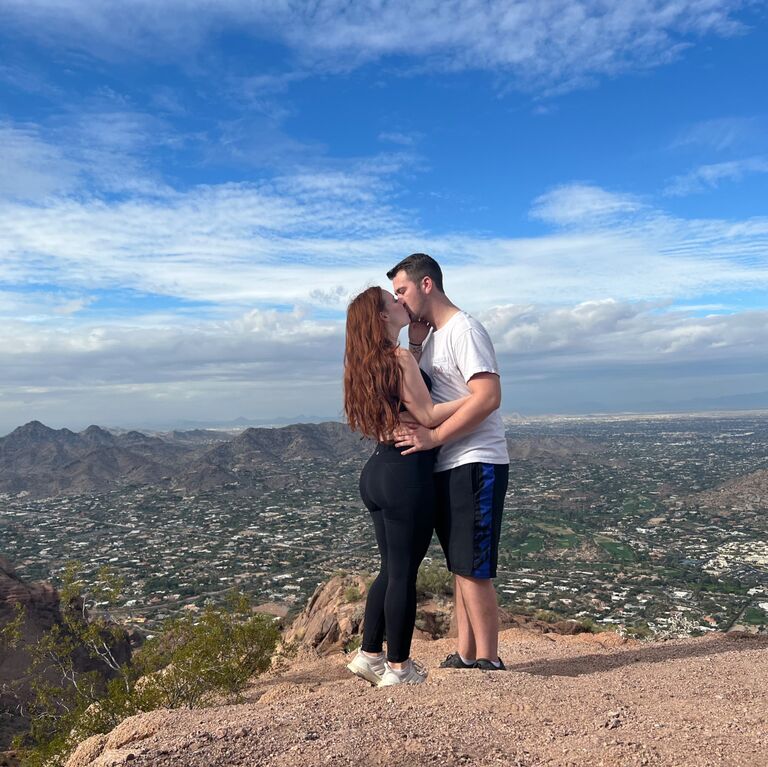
[{"x1": 284, "y1": 574, "x2": 368, "y2": 654}]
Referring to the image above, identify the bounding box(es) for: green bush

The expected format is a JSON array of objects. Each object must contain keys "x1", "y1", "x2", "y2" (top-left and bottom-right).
[
  {"x1": 343, "y1": 635, "x2": 362, "y2": 653},
  {"x1": 415, "y1": 562, "x2": 453, "y2": 599},
  {"x1": 0, "y1": 602, "x2": 24, "y2": 651},
  {"x1": 12, "y1": 566, "x2": 279, "y2": 767},
  {"x1": 623, "y1": 622, "x2": 653, "y2": 640},
  {"x1": 577, "y1": 617, "x2": 616, "y2": 634},
  {"x1": 343, "y1": 586, "x2": 363, "y2": 603},
  {"x1": 132, "y1": 592, "x2": 280, "y2": 709}
]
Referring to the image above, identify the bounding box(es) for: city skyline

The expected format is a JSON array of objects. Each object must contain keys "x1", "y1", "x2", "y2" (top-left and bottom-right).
[{"x1": 1, "y1": 1, "x2": 767, "y2": 432}]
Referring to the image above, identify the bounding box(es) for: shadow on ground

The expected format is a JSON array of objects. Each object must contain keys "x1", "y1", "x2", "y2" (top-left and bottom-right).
[{"x1": 510, "y1": 634, "x2": 768, "y2": 678}]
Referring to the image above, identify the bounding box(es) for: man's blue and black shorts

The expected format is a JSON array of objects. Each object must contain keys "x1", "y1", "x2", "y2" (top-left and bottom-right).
[{"x1": 434, "y1": 462, "x2": 509, "y2": 579}]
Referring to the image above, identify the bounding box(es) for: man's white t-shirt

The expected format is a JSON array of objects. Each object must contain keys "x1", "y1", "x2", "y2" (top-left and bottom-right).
[{"x1": 419, "y1": 310, "x2": 509, "y2": 472}]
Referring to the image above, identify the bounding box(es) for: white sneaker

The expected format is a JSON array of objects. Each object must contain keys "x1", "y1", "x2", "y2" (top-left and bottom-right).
[
  {"x1": 377, "y1": 659, "x2": 427, "y2": 687},
  {"x1": 346, "y1": 650, "x2": 386, "y2": 685}
]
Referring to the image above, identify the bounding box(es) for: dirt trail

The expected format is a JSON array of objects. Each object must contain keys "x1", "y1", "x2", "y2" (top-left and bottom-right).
[{"x1": 67, "y1": 628, "x2": 768, "y2": 767}]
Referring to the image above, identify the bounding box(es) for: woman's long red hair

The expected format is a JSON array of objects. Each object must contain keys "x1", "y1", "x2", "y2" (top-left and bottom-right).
[{"x1": 344, "y1": 286, "x2": 402, "y2": 439}]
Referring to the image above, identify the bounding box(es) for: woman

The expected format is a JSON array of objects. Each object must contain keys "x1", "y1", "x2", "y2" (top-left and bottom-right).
[{"x1": 343, "y1": 286, "x2": 468, "y2": 686}]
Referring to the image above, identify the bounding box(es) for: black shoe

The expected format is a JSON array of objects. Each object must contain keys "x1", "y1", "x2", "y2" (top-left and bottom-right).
[
  {"x1": 475, "y1": 658, "x2": 506, "y2": 671},
  {"x1": 439, "y1": 652, "x2": 476, "y2": 669}
]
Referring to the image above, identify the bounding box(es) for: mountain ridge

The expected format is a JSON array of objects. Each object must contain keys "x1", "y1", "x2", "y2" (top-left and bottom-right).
[{"x1": 6, "y1": 418, "x2": 765, "y2": 502}]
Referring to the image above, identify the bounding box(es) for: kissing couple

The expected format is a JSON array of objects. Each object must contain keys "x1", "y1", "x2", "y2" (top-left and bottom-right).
[{"x1": 343, "y1": 253, "x2": 509, "y2": 686}]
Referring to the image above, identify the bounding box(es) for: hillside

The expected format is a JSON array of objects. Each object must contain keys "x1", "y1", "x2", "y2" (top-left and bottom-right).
[
  {"x1": 687, "y1": 467, "x2": 768, "y2": 511},
  {"x1": 66, "y1": 629, "x2": 768, "y2": 767},
  {"x1": 0, "y1": 422, "x2": 192, "y2": 498}
]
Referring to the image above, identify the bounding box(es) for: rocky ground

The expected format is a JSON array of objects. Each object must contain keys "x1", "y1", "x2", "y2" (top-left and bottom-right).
[{"x1": 66, "y1": 628, "x2": 768, "y2": 767}]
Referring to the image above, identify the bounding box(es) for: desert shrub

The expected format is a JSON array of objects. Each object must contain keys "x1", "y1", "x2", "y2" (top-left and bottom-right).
[
  {"x1": 343, "y1": 586, "x2": 363, "y2": 603},
  {"x1": 343, "y1": 635, "x2": 362, "y2": 653},
  {"x1": 647, "y1": 612, "x2": 702, "y2": 640},
  {"x1": 13, "y1": 563, "x2": 136, "y2": 767},
  {"x1": 621, "y1": 621, "x2": 653, "y2": 640},
  {"x1": 133, "y1": 592, "x2": 279, "y2": 709},
  {"x1": 577, "y1": 617, "x2": 617, "y2": 634},
  {"x1": 533, "y1": 609, "x2": 559, "y2": 623},
  {"x1": 415, "y1": 562, "x2": 453, "y2": 599},
  {"x1": 13, "y1": 566, "x2": 279, "y2": 767},
  {"x1": 1, "y1": 602, "x2": 24, "y2": 651}
]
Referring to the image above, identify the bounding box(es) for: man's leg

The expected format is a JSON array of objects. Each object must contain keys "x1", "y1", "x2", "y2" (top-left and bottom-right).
[
  {"x1": 454, "y1": 575, "x2": 476, "y2": 661},
  {"x1": 455, "y1": 574, "x2": 499, "y2": 662},
  {"x1": 438, "y1": 463, "x2": 507, "y2": 666}
]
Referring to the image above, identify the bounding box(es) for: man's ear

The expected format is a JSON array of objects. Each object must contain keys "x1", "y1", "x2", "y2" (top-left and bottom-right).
[{"x1": 421, "y1": 276, "x2": 433, "y2": 294}]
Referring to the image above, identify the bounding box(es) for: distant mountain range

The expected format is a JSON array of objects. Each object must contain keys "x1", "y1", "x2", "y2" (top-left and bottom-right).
[
  {"x1": 0, "y1": 420, "x2": 614, "y2": 500},
  {"x1": 117, "y1": 414, "x2": 341, "y2": 432},
  {"x1": 0, "y1": 420, "x2": 371, "y2": 499}
]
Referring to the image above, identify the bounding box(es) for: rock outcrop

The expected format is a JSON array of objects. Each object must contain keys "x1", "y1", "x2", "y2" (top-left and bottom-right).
[
  {"x1": 283, "y1": 573, "x2": 620, "y2": 657},
  {"x1": 283, "y1": 574, "x2": 368, "y2": 654}
]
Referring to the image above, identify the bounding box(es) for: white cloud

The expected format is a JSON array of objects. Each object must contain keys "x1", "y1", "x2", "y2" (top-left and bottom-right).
[
  {"x1": 1, "y1": 1, "x2": 750, "y2": 92},
  {"x1": 664, "y1": 156, "x2": 768, "y2": 196},
  {"x1": 0, "y1": 122, "x2": 78, "y2": 198},
  {"x1": 2, "y1": 171, "x2": 768, "y2": 316},
  {"x1": 1, "y1": 297, "x2": 766, "y2": 431},
  {"x1": 530, "y1": 183, "x2": 644, "y2": 226},
  {"x1": 0, "y1": 307, "x2": 341, "y2": 390},
  {"x1": 482, "y1": 300, "x2": 768, "y2": 366},
  {"x1": 1, "y1": 113, "x2": 767, "y2": 427},
  {"x1": 671, "y1": 116, "x2": 764, "y2": 152},
  {"x1": 0, "y1": 289, "x2": 96, "y2": 321},
  {"x1": 379, "y1": 131, "x2": 419, "y2": 147},
  {"x1": 0, "y1": 114, "x2": 182, "y2": 202}
]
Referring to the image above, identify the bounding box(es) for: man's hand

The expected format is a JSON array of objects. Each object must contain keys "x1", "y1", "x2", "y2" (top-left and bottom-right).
[
  {"x1": 393, "y1": 421, "x2": 439, "y2": 455},
  {"x1": 408, "y1": 318, "x2": 431, "y2": 346}
]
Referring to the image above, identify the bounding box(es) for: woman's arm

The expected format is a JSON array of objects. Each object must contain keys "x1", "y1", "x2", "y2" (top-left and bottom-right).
[{"x1": 397, "y1": 348, "x2": 469, "y2": 428}]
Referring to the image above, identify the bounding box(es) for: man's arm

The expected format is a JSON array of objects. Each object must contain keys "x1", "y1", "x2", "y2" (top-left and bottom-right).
[{"x1": 394, "y1": 372, "x2": 501, "y2": 455}]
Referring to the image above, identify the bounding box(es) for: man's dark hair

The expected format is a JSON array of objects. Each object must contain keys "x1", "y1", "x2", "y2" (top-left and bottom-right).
[{"x1": 386, "y1": 253, "x2": 444, "y2": 292}]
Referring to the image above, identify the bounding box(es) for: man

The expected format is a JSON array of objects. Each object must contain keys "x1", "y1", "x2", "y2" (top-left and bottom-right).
[{"x1": 388, "y1": 253, "x2": 509, "y2": 670}]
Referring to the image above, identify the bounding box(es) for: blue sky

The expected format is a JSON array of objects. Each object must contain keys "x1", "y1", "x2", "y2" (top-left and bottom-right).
[{"x1": 1, "y1": 1, "x2": 767, "y2": 432}]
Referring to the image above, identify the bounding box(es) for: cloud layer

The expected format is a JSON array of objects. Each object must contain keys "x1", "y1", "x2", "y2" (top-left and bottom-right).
[
  {"x1": 2, "y1": 296, "x2": 766, "y2": 431},
  {"x1": 2, "y1": 135, "x2": 768, "y2": 428},
  {"x1": 0, "y1": 2, "x2": 765, "y2": 430},
  {"x1": 1, "y1": 0, "x2": 750, "y2": 91}
]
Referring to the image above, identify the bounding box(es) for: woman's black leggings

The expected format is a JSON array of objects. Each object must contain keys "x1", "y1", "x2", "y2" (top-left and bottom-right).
[{"x1": 359, "y1": 443, "x2": 435, "y2": 663}]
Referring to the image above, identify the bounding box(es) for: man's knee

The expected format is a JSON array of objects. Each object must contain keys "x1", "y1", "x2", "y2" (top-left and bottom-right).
[{"x1": 455, "y1": 574, "x2": 494, "y2": 588}]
